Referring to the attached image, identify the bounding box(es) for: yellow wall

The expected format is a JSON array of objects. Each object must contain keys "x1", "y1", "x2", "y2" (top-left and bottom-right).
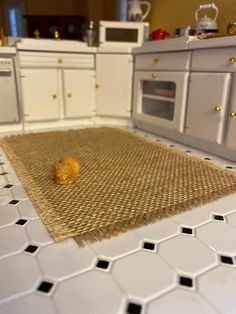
[
  {"x1": 147, "y1": 0, "x2": 236, "y2": 36},
  {"x1": 24, "y1": 0, "x2": 87, "y2": 16}
]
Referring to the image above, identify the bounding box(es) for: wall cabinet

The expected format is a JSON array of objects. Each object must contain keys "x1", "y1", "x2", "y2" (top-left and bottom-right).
[
  {"x1": 185, "y1": 72, "x2": 231, "y2": 144},
  {"x1": 96, "y1": 54, "x2": 133, "y2": 118}
]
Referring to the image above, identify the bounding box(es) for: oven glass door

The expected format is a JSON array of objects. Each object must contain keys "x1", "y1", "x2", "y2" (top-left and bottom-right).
[
  {"x1": 142, "y1": 80, "x2": 176, "y2": 120},
  {"x1": 133, "y1": 71, "x2": 189, "y2": 133}
]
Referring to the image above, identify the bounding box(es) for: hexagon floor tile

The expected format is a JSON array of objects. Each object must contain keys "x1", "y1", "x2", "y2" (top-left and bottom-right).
[{"x1": 0, "y1": 128, "x2": 236, "y2": 314}]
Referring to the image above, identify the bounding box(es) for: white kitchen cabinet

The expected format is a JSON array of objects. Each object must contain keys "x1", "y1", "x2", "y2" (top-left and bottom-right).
[
  {"x1": 185, "y1": 73, "x2": 231, "y2": 144},
  {"x1": 96, "y1": 54, "x2": 133, "y2": 118},
  {"x1": 63, "y1": 69, "x2": 96, "y2": 118},
  {"x1": 20, "y1": 69, "x2": 60, "y2": 121},
  {"x1": 18, "y1": 51, "x2": 96, "y2": 122},
  {"x1": 225, "y1": 74, "x2": 236, "y2": 150}
]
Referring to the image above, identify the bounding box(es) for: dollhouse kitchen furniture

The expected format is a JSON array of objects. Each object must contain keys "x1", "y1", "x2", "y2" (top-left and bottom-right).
[
  {"x1": 187, "y1": 37, "x2": 236, "y2": 155},
  {"x1": 132, "y1": 37, "x2": 194, "y2": 142},
  {"x1": 132, "y1": 36, "x2": 236, "y2": 162},
  {"x1": 16, "y1": 39, "x2": 97, "y2": 130},
  {"x1": 0, "y1": 47, "x2": 21, "y2": 133},
  {"x1": 96, "y1": 46, "x2": 133, "y2": 119}
]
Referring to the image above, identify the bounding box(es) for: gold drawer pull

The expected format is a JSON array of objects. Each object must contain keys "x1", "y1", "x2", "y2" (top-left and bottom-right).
[
  {"x1": 214, "y1": 106, "x2": 221, "y2": 112},
  {"x1": 57, "y1": 57, "x2": 63, "y2": 63},
  {"x1": 229, "y1": 111, "x2": 236, "y2": 117},
  {"x1": 153, "y1": 58, "x2": 159, "y2": 64},
  {"x1": 229, "y1": 57, "x2": 236, "y2": 64},
  {"x1": 96, "y1": 83, "x2": 100, "y2": 88},
  {"x1": 52, "y1": 94, "x2": 57, "y2": 99},
  {"x1": 152, "y1": 73, "x2": 157, "y2": 79},
  {"x1": 67, "y1": 92, "x2": 72, "y2": 97}
]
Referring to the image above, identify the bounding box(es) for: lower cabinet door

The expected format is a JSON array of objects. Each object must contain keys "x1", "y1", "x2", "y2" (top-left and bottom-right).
[
  {"x1": 96, "y1": 54, "x2": 133, "y2": 118},
  {"x1": 185, "y1": 72, "x2": 231, "y2": 144},
  {"x1": 63, "y1": 69, "x2": 96, "y2": 118},
  {"x1": 20, "y1": 69, "x2": 60, "y2": 121},
  {"x1": 226, "y1": 75, "x2": 236, "y2": 151}
]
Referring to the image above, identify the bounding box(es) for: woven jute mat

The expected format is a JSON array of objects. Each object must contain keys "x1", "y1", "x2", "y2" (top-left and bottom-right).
[{"x1": 1, "y1": 127, "x2": 236, "y2": 245}]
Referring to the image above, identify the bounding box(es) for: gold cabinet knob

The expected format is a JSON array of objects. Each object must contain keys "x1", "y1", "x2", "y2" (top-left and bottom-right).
[
  {"x1": 152, "y1": 73, "x2": 157, "y2": 79},
  {"x1": 229, "y1": 57, "x2": 236, "y2": 64},
  {"x1": 67, "y1": 92, "x2": 72, "y2": 97},
  {"x1": 34, "y1": 29, "x2": 40, "y2": 39},
  {"x1": 57, "y1": 57, "x2": 63, "y2": 63},
  {"x1": 96, "y1": 83, "x2": 100, "y2": 88},
  {"x1": 153, "y1": 58, "x2": 159, "y2": 64},
  {"x1": 229, "y1": 111, "x2": 236, "y2": 117},
  {"x1": 214, "y1": 106, "x2": 221, "y2": 112},
  {"x1": 52, "y1": 94, "x2": 57, "y2": 99}
]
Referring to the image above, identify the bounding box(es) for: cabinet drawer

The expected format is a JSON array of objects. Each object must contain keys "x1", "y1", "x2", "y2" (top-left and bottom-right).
[
  {"x1": 135, "y1": 51, "x2": 191, "y2": 71},
  {"x1": 18, "y1": 51, "x2": 95, "y2": 69},
  {"x1": 191, "y1": 48, "x2": 236, "y2": 72}
]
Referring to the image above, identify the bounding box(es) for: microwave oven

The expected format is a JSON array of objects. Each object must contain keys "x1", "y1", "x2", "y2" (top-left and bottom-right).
[{"x1": 99, "y1": 21, "x2": 149, "y2": 47}]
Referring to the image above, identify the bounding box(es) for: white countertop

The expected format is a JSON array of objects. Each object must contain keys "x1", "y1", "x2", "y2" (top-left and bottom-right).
[
  {"x1": 16, "y1": 38, "x2": 97, "y2": 53},
  {"x1": 0, "y1": 46, "x2": 16, "y2": 55},
  {"x1": 189, "y1": 35, "x2": 236, "y2": 49},
  {"x1": 132, "y1": 36, "x2": 198, "y2": 53}
]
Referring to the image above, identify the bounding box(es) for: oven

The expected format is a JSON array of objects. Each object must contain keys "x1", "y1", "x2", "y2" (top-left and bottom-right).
[
  {"x1": 132, "y1": 51, "x2": 191, "y2": 135},
  {"x1": 0, "y1": 57, "x2": 20, "y2": 123}
]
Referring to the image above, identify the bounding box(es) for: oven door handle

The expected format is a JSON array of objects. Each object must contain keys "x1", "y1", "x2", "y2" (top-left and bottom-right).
[{"x1": 0, "y1": 69, "x2": 12, "y2": 74}]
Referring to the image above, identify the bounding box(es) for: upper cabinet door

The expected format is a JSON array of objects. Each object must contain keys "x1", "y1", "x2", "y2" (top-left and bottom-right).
[
  {"x1": 96, "y1": 54, "x2": 133, "y2": 118},
  {"x1": 185, "y1": 72, "x2": 231, "y2": 144},
  {"x1": 20, "y1": 69, "x2": 60, "y2": 121},
  {"x1": 63, "y1": 69, "x2": 96, "y2": 118}
]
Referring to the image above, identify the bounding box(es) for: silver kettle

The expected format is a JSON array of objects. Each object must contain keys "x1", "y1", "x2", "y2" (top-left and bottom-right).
[{"x1": 195, "y1": 3, "x2": 218, "y2": 32}]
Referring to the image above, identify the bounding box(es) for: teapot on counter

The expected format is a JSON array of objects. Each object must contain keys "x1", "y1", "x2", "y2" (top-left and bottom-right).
[
  {"x1": 195, "y1": 3, "x2": 219, "y2": 32},
  {"x1": 127, "y1": 0, "x2": 151, "y2": 22}
]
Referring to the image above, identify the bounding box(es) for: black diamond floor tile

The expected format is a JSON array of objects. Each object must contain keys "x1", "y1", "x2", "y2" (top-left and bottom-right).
[
  {"x1": 9, "y1": 200, "x2": 20, "y2": 205},
  {"x1": 143, "y1": 242, "x2": 155, "y2": 251},
  {"x1": 181, "y1": 227, "x2": 193, "y2": 235},
  {"x1": 220, "y1": 255, "x2": 234, "y2": 265},
  {"x1": 179, "y1": 276, "x2": 193, "y2": 288},
  {"x1": 15, "y1": 218, "x2": 28, "y2": 226},
  {"x1": 126, "y1": 302, "x2": 142, "y2": 314},
  {"x1": 37, "y1": 281, "x2": 54, "y2": 293},
  {"x1": 25, "y1": 244, "x2": 39, "y2": 254},
  {"x1": 96, "y1": 259, "x2": 110, "y2": 270}
]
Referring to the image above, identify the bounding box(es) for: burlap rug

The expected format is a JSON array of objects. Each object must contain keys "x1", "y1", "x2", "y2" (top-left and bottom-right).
[{"x1": 1, "y1": 127, "x2": 236, "y2": 245}]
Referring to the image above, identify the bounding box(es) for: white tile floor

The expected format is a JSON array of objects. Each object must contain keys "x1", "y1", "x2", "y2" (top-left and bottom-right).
[{"x1": 0, "y1": 128, "x2": 236, "y2": 314}]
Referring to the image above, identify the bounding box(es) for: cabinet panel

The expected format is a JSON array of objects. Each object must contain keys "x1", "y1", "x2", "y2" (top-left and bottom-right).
[
  {"x1": 0, "y1": 62, "x2": 19, "y2": 123},
  {"x1": 63, "y1": 70, "x2": 96, "y2": 118},
  {"x1": 135, "y1": 51, "x2": 191, "y2": 71},
  {"x1": 192, "y1": 48, "x2": 236, "y2": 72},
  {"x1": 20, "y1": 69, "x2": 60, "y2": 121},
  {"x1": 226, "y1": 75, "x2": 236, "y2": 150},
  {"x1": 133, "y1": 71, "x2": 189, "y2": 132},
  {"x1": 18, "y1": 52, "x2": 95, "y2": 69},
  {"x1": 96, "y1": 54, "x2": 133, "y2": 118},
  {"x1": 185, "y1": 73, "x2": 231, "y2": 144}
]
